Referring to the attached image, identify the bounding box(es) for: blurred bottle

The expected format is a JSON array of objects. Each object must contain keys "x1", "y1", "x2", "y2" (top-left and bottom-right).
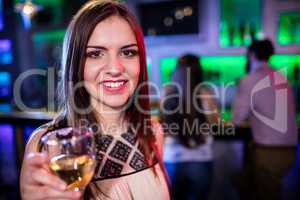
[
  {"x1": 233, "y1": 24, "x2": 242, "y2": 47},
  {"x1": 229, "y1": 23, "x2": 235, "y2": 46},
  {"x1": 295, "y1": 19, "x2": 300, "y2": 43},
  {"x1": 243, "y1": 22, "x2": 252, "y2": 46},
  {"x1": 290, "y1": 19, "x2": 296, "y2": 44},
  {"x1": 249, "y1": 23, "x2": 256, "y2": 41},
  {"x1": 220, "y1": 22, "x2": 230, "y2": 47},
  {"x1": 239, "y1": 22, "x2": 245, "y2": 45}
]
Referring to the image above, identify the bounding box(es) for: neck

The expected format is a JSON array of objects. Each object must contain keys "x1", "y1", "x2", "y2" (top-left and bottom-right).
[
  {"x1": 258, "y1": 60, "x2": 269, "y2": 67},
  {"x1": 250, "y1": 60, "x2": 269, "y2": 73},
  {"x1": 91, "y1": 99, "x2": 128, "y2": 135}
]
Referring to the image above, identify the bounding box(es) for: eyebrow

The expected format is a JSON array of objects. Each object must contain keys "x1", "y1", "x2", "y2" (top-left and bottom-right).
[{"x1": 86, "y1": 43, "x2": 138, "y2": 50}]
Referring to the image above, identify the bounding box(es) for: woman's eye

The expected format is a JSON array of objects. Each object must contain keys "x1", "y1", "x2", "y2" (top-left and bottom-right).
[
  {"x1": 121, "y1": 49, "x2": 139, "y2": 58},
  {"x1": 85, "y1": 50, "x2": 104, "y2": 59}
]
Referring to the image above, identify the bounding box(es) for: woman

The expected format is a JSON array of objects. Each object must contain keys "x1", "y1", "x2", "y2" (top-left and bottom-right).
[
  {"x1": 20, "y1": 1, "x2": 169, "y2": 199},
  {"x1": 162, "y1": 54, "x2": 220, "y2": 200}
]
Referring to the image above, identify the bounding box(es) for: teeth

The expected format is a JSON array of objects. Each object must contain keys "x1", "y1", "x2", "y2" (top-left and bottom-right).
[{"x1": 103, "y1": 81, "x2": 125, "y2": 88}]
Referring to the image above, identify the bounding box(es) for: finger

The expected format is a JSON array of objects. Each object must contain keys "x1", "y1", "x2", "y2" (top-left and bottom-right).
[
  {"x1": 49, "y1": 198, "x2": 82, "y2": 200},
  {"x1": 45, "y1": 198, "x2": 82, "y2": 200},
  {"x1": 31, "y1": 168, "x2": 67, "y2": 190},
  {"x1": 27, "y1": 186, "x2": 81, "y2": 200},
  {"x1": 41, "y1": 163, "x2": 52, "y2": 173},
  {"x1": 45, "y1": 195, "x2": 83, "y2": 200},
  {"x1": 26, "y1": 153, "x2": 49, "y2": 167},
  {"x1": 43, "y1": 187, "x2": 82, "y2": 199},
  {"x1": 46, "y1": 199, "x2": 76, "y2": 200}
]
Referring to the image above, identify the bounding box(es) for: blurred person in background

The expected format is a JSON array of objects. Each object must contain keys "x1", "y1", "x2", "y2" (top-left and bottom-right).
[
  {"x1": 232, "y1": 39, "x2": 298, "y2": 200},
  {"x1": 161, "y1": 54, "x2": 220, "y2": 200}
]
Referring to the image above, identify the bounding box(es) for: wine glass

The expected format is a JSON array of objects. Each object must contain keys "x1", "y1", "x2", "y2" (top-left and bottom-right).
[{"x1": 41, "y1": 127, "x2": 96, "y2": 191}]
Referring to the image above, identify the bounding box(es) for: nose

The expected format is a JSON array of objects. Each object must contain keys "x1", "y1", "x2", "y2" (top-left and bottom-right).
[{"x1": 105, "y1": 54, "x2": 125, "y2": 76}]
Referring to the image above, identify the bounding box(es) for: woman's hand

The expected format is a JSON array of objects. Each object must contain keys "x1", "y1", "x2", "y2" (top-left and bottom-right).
[{"x1": 20, "y1": 152, "x2": 82, "y2": 200}]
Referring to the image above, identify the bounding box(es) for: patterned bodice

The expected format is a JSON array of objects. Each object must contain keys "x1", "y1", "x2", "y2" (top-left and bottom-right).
[
  {"x1": 35, "y1": 121, "x2": 169, "y2": 200},
  {"x1": 92, "y1": 131, "x2": 153, "y2": 182}
]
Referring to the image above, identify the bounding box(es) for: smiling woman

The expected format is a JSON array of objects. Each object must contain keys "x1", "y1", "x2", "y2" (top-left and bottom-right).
[
  {"x1": 19, "y1": 1, "x2": 170, "y2": 200},
  {"x1": 84, "y1": 15, "x2": 140, "y2": 110}
]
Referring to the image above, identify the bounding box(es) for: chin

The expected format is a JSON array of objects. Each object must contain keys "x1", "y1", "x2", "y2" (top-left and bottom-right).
[
  {"x1": 102, "y1": 95, "x2": 131, "y2": 109},
  {"x1": 105, "y1": 101, "x2": 128, "y2": 109}
]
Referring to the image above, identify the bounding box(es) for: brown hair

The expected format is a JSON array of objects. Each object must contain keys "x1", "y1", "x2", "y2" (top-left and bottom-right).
[
  {"x1": 56, "y1": 1, "x2": 168, "y2": 195},
  {"x1": 162, "y1": 54, "x2": 207, "y2": 148}
]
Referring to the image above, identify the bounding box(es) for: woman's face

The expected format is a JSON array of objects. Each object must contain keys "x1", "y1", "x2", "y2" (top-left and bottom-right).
[{"x1": 84, "y1": 15, "x2": 140, "y2": 110}]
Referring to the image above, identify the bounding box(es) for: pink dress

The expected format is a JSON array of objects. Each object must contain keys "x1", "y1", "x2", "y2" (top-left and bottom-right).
[{"x1": 85, "y1": 131, "x2": 170, "y2": 200}]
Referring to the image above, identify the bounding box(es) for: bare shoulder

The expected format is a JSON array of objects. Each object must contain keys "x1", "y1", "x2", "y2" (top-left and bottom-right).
[{"x1": 25, "y1": 122, "x2": 52, "y2": 154}]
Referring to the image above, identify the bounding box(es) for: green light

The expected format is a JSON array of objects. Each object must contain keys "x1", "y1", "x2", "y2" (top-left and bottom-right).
[
  {"x1": 278, "y1": 17, "x2": 291, "y2": 45},
  {"x1": 278, "y1": 12, "x2": 300, "y2": 45},
  {"x1": 15, "y1": 0, "x2": 62, "y2": 6},
  {"x1": 297, "y1": 113, "x2": 300, "y2": 125},
  {"x1": 220, "y1": 22, "x2": 230, "y2": 47},
  {"x1": 160, "y1": 54, "x2": 300, "y2": 86},
  {"x1": 244, "y1": 36, "x2": 252, "y2": 46},
  {"x1": 33, "y1": 29, "x2": 66, "y2": 41},
  {"x1": 269, "y1": 54, "x2": 300, "y2": 83},
  {"x1": 222, "y1": 109, "x2": 232, "y2": 121},
  {"x1": 146, "y1": 57, "x2": 151, "y2": 79},
  {"x1": 201, "y1": 56, "x2": 246, "y2": 84},
  {"x1": 34, "y1": 0, "x2": 62, "y2": 6},
  {"x1": 233, "y1": 27, "x2": 242, "y2": 47},
  {"x1": 160, "y1": 56, "x2": 246, "y2": 85},
  {"x1": 160, "y1": 57, "x2": 178, "y2": 85},
  {"x1": 220, "y1": 0, "x2": 261, "y2": 47}
]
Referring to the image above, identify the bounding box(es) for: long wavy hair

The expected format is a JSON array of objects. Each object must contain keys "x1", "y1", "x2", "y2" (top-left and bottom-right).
[
  {"x1": 162, "y1": 54, "x2": 207, "y2": 148},
  {"x1": 53, "y1": 0, "x2": 167, "y2": 196}
]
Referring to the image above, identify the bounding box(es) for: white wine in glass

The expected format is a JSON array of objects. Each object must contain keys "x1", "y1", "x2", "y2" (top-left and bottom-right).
[{"x1": 41, "y1": 127, "x2": 96, "y2": 191}]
